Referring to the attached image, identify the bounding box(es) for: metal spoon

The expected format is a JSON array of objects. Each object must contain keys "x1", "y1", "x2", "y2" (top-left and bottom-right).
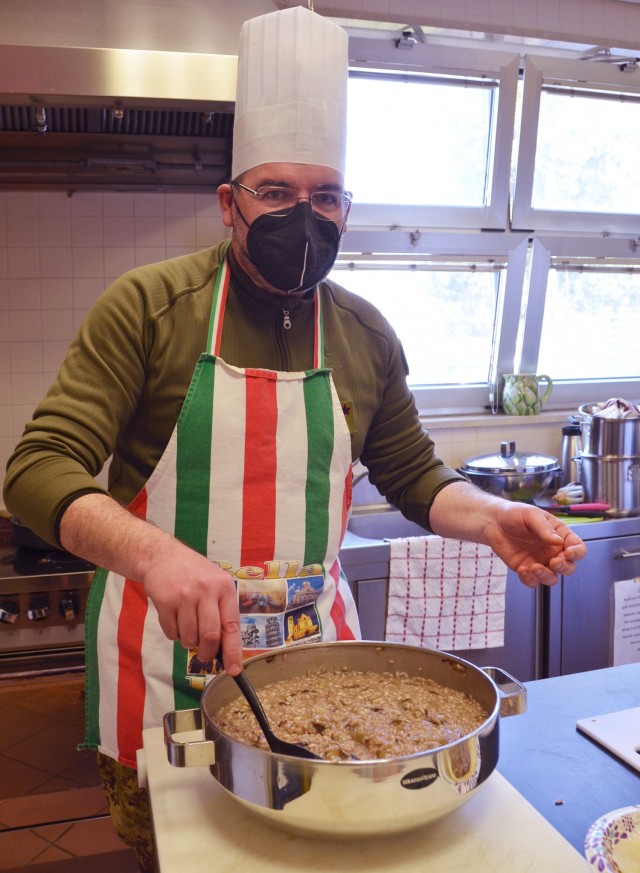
[{"x1": 215, "y1": 649, "x2": 321, "y2": 760}]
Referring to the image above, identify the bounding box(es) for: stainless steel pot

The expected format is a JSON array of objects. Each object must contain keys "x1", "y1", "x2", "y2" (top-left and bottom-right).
[
  {"x1": 578, "y1": 454, "x2": 640, "y2": 517},
  {"x1": 164, "y1": 641, "x2": 525, "y2": 839},
  {"x1": 458, "y1": 440, "x2": 561, "y2": 502},
  {"x1": 577, "y1": 402, "x2": 640, "y2": 456}
]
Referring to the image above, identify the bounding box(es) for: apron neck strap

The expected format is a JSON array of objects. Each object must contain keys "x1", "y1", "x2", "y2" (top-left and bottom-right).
[{"x1": 207, "y1": 253, "x2": 325, "y2": 368}]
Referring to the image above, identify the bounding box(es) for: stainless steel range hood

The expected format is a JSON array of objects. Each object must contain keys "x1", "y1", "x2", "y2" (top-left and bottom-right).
[{"x1": 0, "y1": 44, "x2": 238, "y2": 191}]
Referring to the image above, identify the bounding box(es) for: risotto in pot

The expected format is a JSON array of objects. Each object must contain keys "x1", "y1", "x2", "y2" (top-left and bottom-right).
[{"x1": 215, "y1": 667, "x2": 488, "y2": 761}]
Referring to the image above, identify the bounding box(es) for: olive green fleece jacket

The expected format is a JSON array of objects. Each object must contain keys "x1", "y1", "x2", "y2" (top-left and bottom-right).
[{"x1": 3, "y1": 240, "x2": 464, "y2": 546}]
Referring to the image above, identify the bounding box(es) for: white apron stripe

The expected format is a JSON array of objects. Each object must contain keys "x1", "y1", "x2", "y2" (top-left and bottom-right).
[
  {"x1": 141, "y1": 603, "x2": 177, "y2": 729},
  {"x1": 208, "y1": 360, "x2": 246, "y2": 568},
  {"x1": 144, "y1": 430, "x2": 178, "y2": 533},
  {"x1": 274, "y1": 376, "x2": 308, "y2": 559}
]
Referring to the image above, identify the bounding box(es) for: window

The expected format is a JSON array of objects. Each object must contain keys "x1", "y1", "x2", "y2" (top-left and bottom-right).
[{"x1": 340, "y1": 38, "x2": 640, "y2": 412}]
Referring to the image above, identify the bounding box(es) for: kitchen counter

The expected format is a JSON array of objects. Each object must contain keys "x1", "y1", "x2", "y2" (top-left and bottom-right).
[
  {"x1": 141, "y1": 663, "x2": 639, "y2": 872},
  {"x1": 498, "y1": 660, "x2": 640, "y2": 850},
  {"x1": 141, "y1": 736, "x2": 588, "y2": 873}
]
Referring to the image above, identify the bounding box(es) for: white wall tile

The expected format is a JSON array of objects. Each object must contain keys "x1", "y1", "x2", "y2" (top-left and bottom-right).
[
  {"x1": 165, "y1": 216, "x2": 196, "y2": 247},
  {"x1": 72, "y1": 278, "x2": 105, "y2": 309},
  {"x1": 4, "y1": 192, "x2": 39, "y2": 215},
  {"x1": 7, "y1": 278, "x2": 41, "y2": 311},
  {"x1": 9, "y1": 311, "x2": 42, "y2": 342},
  {"x1": 134, "y1": 215, "x2": 166, "y2": 247},
  {"x1": 165, "y1": 193, "x2": 197, "y2": 216},
  {"x1": 7, "y1": 215, "x2": 40, "y2": 247},
  {"x1": 41, "y1": 247, "x2": 73, "y2": 278},
  {"x1": 70, "y1": 193, "x2": 103, "y2": 216},
  {"x1": 10, "y1": 372, "x2": 45, "y2": 405},
  {"x1": 0, "y1": 373, "x2": 11, "y2": 408},
  {"x1": 196, "y1": 215, "x2": 225, "y2": 248},
  {"x1": 39, "y1": 215, "x2": 72, "y2": 247},
  {"x1": 103, "y1": 215, "x2": 135, "y2": 246},
  {"x1": 72, "y1": 247, "x2": 104, "y2": 278},
  {"x1": 103, "y1": 192, "x2": 134, "y2": 216},
  {"x1": 0, "y1": 393, "x2": 11, "y2": 431},
  {"x1": 104, "y1": 247, "x2": 136, "y2": 276},
  {"x1": 41, "y1": 278, "x2": 73, "y2": 309},
  {"x1": 0, "y1": 343, "x2": 9, "y2": 374},
  {"x1": 135, "y1": 246, "x2": 166, "y2": 267},
  {"x1": 134, "y1": 193, "x2": 165, "y2": 216},
  {"x1": 38, "y1": 192, "x2": 73, "y2": 216},
  {"x1": 165, "y1": 246, "x2": 195, "y2": 260},
  {"x1": 42, "y1": 310, "x2": 75, "y2": 342},
  {"x1": 194, "y1": 193, "x2": 219, "y2": 216},
  {"x1": 8, "y1": 248, "x2": 40, "y2": 278},
  {"x1": 72, "y1": 215, "x2": 104, "y2": 247},
  {"x1": 42, "y1": 340, "x2": 71, "y2": 372},
  {"x1": 10, "y1": 340, "x2": 43, "y2": 372}
]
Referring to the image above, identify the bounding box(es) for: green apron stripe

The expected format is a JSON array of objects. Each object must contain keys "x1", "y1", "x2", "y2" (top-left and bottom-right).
[
  {"x1": 302, "y1": 370, "x2": 334, "y2": 565},
  {"x1": 80, "y1": 567, "x2": 108, "y2": 748},
  {"x1": 175, "y1": 359, "x2": 215, "y2": 553}
]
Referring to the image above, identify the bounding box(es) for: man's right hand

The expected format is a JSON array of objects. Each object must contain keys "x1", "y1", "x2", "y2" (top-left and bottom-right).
[{"x1": 58, "y1": 493, "x2": 244, "y2": 674}]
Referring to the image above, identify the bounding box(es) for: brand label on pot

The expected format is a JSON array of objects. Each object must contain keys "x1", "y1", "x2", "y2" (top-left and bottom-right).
[{"x1": 400, "y1": 767, "x2": 439, "y2": 790}]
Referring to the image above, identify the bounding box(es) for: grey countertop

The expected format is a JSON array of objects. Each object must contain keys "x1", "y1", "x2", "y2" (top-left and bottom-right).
[{"x1": 497, "y1": 662, "x2": 639, "y2": 852}]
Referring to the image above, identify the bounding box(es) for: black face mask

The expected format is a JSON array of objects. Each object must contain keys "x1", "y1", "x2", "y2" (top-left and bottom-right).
[{"x1": 240, "y1": 201, "x2": 342, "y2": 293}]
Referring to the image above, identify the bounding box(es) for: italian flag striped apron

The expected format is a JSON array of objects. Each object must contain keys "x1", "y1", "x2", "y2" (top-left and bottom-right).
[{"x1": 82, "y1": 254, "x2": 360, "y2": 767}]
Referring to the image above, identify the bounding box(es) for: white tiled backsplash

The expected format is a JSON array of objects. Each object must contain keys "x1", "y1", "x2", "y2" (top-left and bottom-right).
[{"x1": 0, "y1": 189, "x2": 570, "y2": 511}]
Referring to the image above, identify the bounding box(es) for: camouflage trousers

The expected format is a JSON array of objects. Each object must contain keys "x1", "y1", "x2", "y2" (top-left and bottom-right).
[{"x1": 97, "y1": 752, "x2": 158, "y2": 873}]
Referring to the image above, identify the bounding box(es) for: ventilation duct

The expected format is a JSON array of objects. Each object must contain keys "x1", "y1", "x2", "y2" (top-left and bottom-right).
[{"x1": 0, "y1": 44, "x2": 237, "y2": 190}]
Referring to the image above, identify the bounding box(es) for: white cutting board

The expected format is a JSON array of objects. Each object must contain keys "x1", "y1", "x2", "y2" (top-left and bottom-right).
[
  {"x1": 141, "y1": 727, "x2": 588, "y2": 873},
  {"x1": 577, "y1": 706, "x2": 640, "y2": 773}
]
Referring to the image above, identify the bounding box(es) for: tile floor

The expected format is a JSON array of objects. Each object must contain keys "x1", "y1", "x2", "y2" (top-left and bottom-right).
[{"x1": 0, "y1": 674, "x2": 139, "y2": 870}]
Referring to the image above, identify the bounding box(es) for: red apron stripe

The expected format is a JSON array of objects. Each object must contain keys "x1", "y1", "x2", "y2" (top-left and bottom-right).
[
  {"x1": 341, "y1": 467, "x2": 352, "y2": 540},
  {"x1": 327, "y1": 559, "x2": 356, "y2": 640},
  {"x1": 241, "y1": 372, "x2": 278, "y2": 568},
  {"x1": 116, "y1": 579, "x2": 149, "y2": 763},
  {"x1": 116, "y1": 487, "x2": 149, "y2": 762}
]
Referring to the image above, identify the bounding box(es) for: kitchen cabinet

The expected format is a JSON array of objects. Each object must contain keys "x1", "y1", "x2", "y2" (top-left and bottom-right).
[{"x1": 545, "y1": 518, "x2": 640, "y2": 676}]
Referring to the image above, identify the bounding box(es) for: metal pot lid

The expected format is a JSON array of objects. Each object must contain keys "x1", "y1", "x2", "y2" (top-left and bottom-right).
[{"x1": 460, "y1": 440, "x2": 559, "y2": 474}]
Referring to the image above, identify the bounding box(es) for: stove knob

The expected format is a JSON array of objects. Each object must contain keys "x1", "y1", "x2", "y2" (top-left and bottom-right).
[
  {"x1": 59, "y1": 591, "x2": 79, "y2": 621},
  {"x1": 27, "y1": 597, "x2": 50, "y2": 621},
  {"x1": 0, "y1": 600, "x2": 19, "y2": 624}
]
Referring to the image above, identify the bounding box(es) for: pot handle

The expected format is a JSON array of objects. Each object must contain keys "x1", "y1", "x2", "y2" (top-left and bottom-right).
[
  {"x1": 163, "y1": 708, "x2": 216, "y2": 768},
  {"x1": 482, "y1": 667, "x2": 527, "y2": 717}
]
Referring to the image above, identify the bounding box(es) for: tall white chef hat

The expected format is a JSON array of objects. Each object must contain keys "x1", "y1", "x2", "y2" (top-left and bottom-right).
[{"x1": 231, "y1": 6, "x2": 348, "y2": 180}]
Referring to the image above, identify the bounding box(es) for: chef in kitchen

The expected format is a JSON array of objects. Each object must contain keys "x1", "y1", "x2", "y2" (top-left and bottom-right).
[{"x1": 2, "y1": 6, "x2": 587, "y2": 872}]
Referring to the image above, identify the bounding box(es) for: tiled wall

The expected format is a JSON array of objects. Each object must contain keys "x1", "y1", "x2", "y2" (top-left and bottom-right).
[{"x1": 0, "y1": 190, "x2": 227, "y2": 506}]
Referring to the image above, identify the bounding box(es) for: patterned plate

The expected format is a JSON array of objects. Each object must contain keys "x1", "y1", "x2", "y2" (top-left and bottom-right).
[{"x1": 585, "y1": 806, "x2": 640, "y2": 873}]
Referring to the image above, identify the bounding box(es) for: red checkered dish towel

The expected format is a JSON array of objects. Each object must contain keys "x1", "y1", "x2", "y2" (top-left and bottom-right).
[{"x1": 385, "y1": 536, "x2": 508, "y2": 650}]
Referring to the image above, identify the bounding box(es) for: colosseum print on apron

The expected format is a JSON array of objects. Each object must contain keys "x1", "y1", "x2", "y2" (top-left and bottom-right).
[{"x1": 82, "y1": 253, "x2": 360, "y2": 767}]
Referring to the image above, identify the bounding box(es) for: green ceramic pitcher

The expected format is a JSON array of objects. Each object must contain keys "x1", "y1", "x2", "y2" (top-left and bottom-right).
[{"x1": 502, "y1": 373, "x2": 553, "y2": 416}]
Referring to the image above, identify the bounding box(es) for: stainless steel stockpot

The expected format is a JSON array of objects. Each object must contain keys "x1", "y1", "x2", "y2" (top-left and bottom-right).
[
  {"x1": 577, "y1": 402, "x2": 640, "y2": 456},
  {"x1": 579, "y1": 454, "x2": 640, "y2": 517},
  {"x1": 164, "y1": 641, "x2": 526, "y2": 839}
]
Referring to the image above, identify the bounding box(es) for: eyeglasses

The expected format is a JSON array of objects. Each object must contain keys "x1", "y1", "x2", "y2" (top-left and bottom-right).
[{"x1": 232, "y1": 182, "x2": 352, "y2": 220}]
